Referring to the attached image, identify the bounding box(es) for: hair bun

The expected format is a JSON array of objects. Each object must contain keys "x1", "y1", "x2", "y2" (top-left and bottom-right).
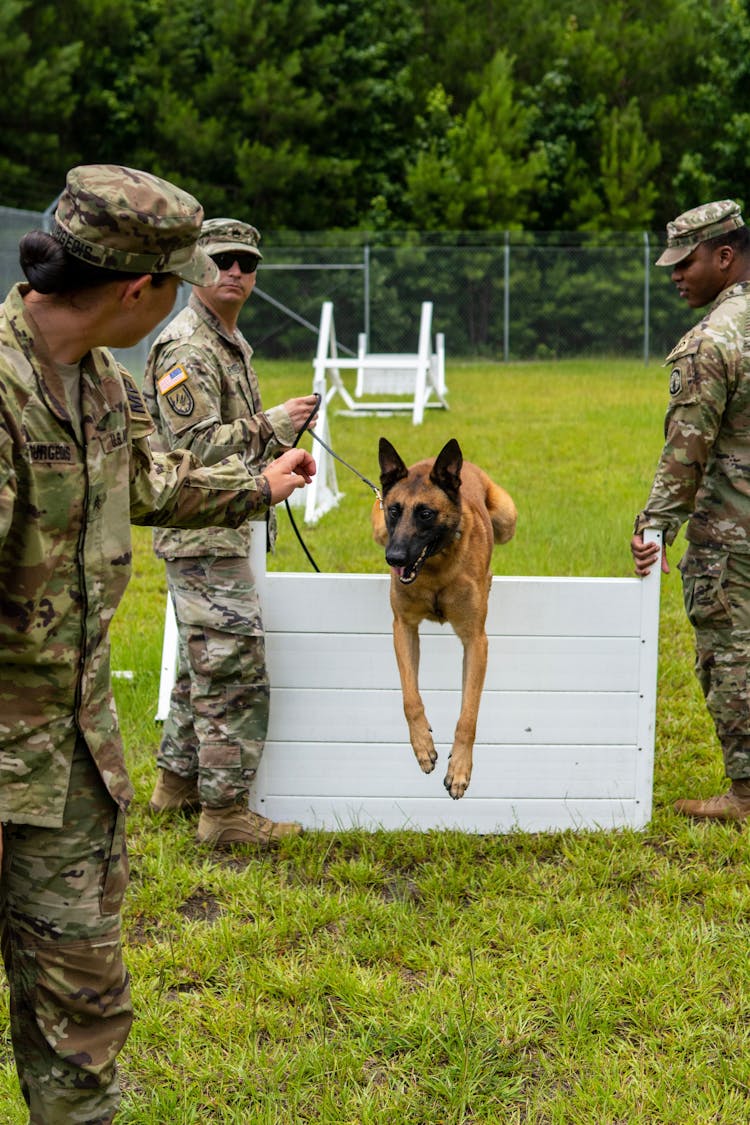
[{"x1": 19, "y1": 231, "x2": 68, "y2": 293}]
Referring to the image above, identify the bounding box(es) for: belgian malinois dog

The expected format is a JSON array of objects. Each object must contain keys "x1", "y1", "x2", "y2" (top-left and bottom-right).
[{"x1": 372, "y1": 437, "x2": 517, "y2": 799}]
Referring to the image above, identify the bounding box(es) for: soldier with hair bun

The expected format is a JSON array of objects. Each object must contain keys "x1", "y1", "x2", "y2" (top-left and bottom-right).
[
  {"x1": 632, "y1": 198, "x2": 750, "y2": 822},
  {"x1": 0, "y1": 164, "x2": 315, "y2": 1122}
]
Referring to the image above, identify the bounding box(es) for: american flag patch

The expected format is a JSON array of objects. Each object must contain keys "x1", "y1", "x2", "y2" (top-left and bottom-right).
[{"x1": 157, "y1": 365, "x2": 189, "y2": 395}]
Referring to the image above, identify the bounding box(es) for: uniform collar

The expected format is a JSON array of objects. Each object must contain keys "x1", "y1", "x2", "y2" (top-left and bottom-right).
[
  {"x1": 189, "y1": 289, "x2": 253, "y2": 358},
  {"x1": 6, "y1": 283, "x2": 117, "y2": 429},
  {"x1": 711, "y1": 279, "x2": 750, "y2": 310}
]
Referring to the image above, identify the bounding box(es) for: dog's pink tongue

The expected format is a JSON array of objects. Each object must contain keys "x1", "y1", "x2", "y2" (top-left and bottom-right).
[{"x1": 392, "y1": 566, "x2": 405, "y2": 578}]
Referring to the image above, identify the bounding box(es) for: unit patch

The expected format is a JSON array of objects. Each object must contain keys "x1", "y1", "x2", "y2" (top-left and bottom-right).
[
  {"x1": 669, "y1": 367, "x2": 682, "y2": 396},
  {"x1": 165, "y1": 385, "x2": 195, "y2": 416}
]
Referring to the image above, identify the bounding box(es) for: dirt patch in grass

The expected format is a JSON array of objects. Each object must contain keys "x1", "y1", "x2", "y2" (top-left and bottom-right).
[{"x1": 177, "y1": 889, "x2": 223, "y2": 923}]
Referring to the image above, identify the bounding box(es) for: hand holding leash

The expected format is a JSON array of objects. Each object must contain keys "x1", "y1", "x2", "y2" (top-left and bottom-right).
[
  {"x1": 263, "y1": 448, "x2": 316, "y2": 503},
  {"x1": 285, "y1": 394, "x2": 320, "y2": 433},
  {"x1": 284, "y1": 391, "x2": 383, "y2": 572}
]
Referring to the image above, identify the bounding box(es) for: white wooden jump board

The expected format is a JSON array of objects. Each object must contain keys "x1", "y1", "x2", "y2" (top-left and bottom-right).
[
  {"x1": 248, "y1": 550, "x2": 661, "y2": 834},
  {"x1": 313, "y1": 300, "x2": 448, "y2": 425}
]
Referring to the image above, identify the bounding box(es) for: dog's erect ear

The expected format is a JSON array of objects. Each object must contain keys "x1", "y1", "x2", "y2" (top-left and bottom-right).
[
  {"x1": 430, "y1": 438, "x2": 463, "y2": 502},
  {"x1": 378, "y1": 437, "x2": 409, "y2": 495}
]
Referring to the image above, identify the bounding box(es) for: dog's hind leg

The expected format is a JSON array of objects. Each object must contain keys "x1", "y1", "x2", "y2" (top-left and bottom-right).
[
  {"x1": 393, "y1": 615, "x2": 437, "y2": 774},
  {"x1": 443, "y1": 626, "x2": 488, "y2": 799}
]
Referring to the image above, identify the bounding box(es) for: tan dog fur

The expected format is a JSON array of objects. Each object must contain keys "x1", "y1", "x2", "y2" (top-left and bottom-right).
[{"x1": 372, "y1": 438, "x2": 517, "y2": 798}]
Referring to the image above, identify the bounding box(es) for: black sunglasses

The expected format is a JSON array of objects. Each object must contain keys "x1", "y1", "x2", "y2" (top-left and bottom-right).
[{"x1": 210, "y1": 252, "x2": 259, "y2": 274}]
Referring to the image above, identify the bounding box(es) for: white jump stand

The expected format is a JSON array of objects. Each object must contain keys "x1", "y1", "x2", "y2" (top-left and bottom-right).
[
  {"x1": 286, "y1": 365, "x2": 343, "y2": 525},
  {"x1": 313, "y1": 301, "x2": 448, "y2": 425},
  {"x1": 156, "y1": 530, "x2": 663, "y2": 833}
]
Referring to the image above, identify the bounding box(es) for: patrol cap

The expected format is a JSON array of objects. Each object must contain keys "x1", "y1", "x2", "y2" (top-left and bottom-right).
[
  {"x1": 199, "y1": 217, "x2": 263, "y2": 260},
  {"x1": 51, "y1": 164, "x2": 219, "y2": 285},
  {"x1": 656, "y1": 199, "x2": 745, "y2": 267}
]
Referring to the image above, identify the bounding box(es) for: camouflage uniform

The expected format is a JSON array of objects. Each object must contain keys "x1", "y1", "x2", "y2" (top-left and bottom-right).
[
  {"x1": 0, "y1": 740, "x2": 130, "y2": 1124},
  {"x1": 635, "y1": 200, "x2": 750, "y2": 780},
  {"x1": 142, "y1": 227, "x2": 295, "y2": 809},
  {"x1": 0, "y1": 168, "x2": 273, "y2": 1122}
]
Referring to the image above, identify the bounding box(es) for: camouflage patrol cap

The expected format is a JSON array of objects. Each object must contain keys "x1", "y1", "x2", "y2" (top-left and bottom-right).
[
  {"x1": 199, "y1": 217, "x2": 263, "y2": 260},
  {"x1": 656, "y1": 199, "x2": 745, "y2": 267},
  {"x1": 51, "y1": 164, "x2": 219, "y2": 285}
]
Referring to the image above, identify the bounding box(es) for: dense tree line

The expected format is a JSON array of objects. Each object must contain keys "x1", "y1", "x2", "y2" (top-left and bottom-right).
[{"x1": 2, "y1": 0, "x2": 749, "y2": 232}]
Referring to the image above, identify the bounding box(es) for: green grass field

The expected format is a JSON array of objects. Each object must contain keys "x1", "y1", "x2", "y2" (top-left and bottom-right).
[{"x1": 3, "y1": 360, "x2": 749, "y2": 1123}]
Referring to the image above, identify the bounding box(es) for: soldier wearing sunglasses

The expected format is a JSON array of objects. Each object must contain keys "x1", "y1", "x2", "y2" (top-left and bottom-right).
[{"x1": 143, "y1": 218, "x2": 318, "y2": 847}]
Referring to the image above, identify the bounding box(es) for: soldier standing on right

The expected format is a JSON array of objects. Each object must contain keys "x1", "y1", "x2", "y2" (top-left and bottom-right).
[{"x1": 632, "y1": 199, "x2": 750, "y2": 821}]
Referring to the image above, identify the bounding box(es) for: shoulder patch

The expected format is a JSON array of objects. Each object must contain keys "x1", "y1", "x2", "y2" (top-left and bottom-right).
[
  {"x1": 165, "y1": 384, "x2": 195, "y2": 417},
  {"x1": 664, "y1": 335, "x2": 701, "y2": 367},
  {"x1": 157, "y1": 365, "x2": 189, "y2": 396},
  {"x1": 121, "y1": 371, "x2": 149, "y2": 418},
  {"x1": 669, "y1": 367, "x2": 682, "y2": 396}
]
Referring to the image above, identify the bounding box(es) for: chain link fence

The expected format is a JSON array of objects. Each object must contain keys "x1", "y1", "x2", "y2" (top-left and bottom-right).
[{"x1": 0, "y1": 208, "x2": 692, "y2": 373}]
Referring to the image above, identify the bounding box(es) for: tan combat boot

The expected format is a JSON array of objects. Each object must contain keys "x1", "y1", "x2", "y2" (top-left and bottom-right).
[
  {"x1": 196, "y1": 803, "x2": 303, "y2": 847},
  {"x1": 674, "y1": 779, "x2": 750, "y2": 822},
  {"x1": 149, "y1": 768, "x2": 200, "y2": 814}
]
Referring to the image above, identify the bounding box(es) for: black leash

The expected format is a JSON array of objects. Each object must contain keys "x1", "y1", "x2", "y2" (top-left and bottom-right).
[{"x1": 284, "y1": 393, "x2": 382, "y2": 572}]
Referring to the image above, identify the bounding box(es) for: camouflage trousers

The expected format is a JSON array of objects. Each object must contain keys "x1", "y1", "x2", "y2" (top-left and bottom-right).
[
  {"x1": 680, "y1": 544, "x2": 750, "y2": 779},
  {"x1": 0, "y1": 738, "x2": 131, "y2": 1124},
  {"x1": 159, "y1": 554, "x2": 269, "y2": 807}
]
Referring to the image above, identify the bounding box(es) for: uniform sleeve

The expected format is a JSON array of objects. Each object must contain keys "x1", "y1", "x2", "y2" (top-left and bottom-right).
[
  {"x1": 121, "y1": 366, "x2": 271, "y2": 528},
  {"x1": 634, "y1": 336, "x2": 728, "y2": 543},
  {"x1": 265, "y1": 403, "x2": 297, "y2": 450},
  {"x1": 0, "y1": 412, "x2": 16, "y2": 551},
  {"x1": 149, "y1": 339, "x2": 281, "y2": 468},
  {"x1": 129, "y1": 437, "x2": 271, "y2": 528}
]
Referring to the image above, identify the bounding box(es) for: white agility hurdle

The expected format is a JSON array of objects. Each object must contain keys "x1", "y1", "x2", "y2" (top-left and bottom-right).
[
  {"x1": 156, "y1": 528, "x2": 662, "y2": 833},
  {"x1": 314, "y1": 300, "x2": 448, "y2": 425},
  {"x1": 286, "y1": 364, "x2": 343, "y2": 525}
]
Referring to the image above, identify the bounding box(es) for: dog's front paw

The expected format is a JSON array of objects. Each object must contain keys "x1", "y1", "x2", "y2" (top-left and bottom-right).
[
  {"x1": 443, "y1": 758, "x2": 471, "y2": 800},
  {"x1": 410, "y1": 725, "x2": 437, "y2": 774}
]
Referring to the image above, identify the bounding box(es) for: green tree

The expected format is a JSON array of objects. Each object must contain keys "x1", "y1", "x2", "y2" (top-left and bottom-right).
[
  {"x1": 127, "y1": 0, "x2": 419, "y2": 229},
  {"x1": 3, "y1": 0, "x2": 750, "y2": 235},
  {"x1": 566, "y1": 100, "x2": 660, "y2": 230},
  {"x1": 404, "y1": 51, "x2": 548, "y2": 230},
  {"x1": 668, "y1": 0, "x2": 750, "y2": 213},
  {"x1": 0, "y1": 0, "x2": 81, "y2": 207}
]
